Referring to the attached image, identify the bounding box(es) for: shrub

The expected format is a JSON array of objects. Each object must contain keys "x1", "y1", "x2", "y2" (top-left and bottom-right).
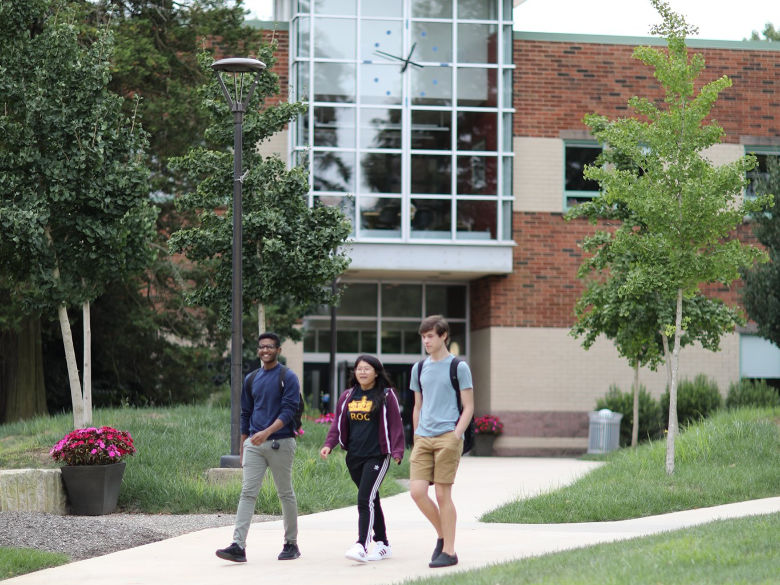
[
  {"x1": 661, "y1": 374, "x2": 722, "y2": 428},
  {"x1": 595, "y1": 384, "x2": 664, "y2": 447},
  {"x1": 726, "y1": 379, "x2": 780, "y2": 409}
]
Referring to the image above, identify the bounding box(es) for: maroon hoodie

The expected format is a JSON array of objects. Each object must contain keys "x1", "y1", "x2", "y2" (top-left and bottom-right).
[{"x1": 323, "y1": 386, "x2": 405, "y2": 462}]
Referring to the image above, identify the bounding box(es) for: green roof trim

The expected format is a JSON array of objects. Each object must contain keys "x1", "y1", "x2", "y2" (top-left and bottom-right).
[
  {"x1": 512, "y1": 31, "x2": 780, "y2": 51},
  {"x1": 245, "y1": 19, "x2": 289, "y2": 31}
]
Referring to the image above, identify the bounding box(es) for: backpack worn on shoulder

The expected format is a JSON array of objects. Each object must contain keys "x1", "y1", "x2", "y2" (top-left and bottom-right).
[
  {"x1": 416, "y1": 357, "x2": 476, "y2": 454},
  {"x1": 246, "y1": 364, "x2": 304, "y2": 434}
]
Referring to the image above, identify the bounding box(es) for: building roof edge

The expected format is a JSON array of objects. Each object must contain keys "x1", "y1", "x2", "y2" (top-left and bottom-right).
[{"x1": 512, "y1": 30, "x2": 780, "y2": 51}]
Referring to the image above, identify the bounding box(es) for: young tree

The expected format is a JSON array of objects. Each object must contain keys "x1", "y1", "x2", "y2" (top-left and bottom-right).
[
  {"x1": 0, "y1": 0, "x2": 157, "y2": 428},
  {"x1": 742, "y1": 157, "x2": 780, "y2": 346},
  {"x1": 573, "y1": 0, "x2": 770, "y2": 473},
  {"x1": 169, "y1": 46, "x2": 351, "y2": 353}
]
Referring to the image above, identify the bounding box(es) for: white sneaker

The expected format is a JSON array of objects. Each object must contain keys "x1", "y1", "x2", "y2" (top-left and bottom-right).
[
  {"x1": 367, "y1": 542, "x2": 392, "y2": 561},
  {"x1": 345, "y1": 542, "x2": 367, "y2": 562}
]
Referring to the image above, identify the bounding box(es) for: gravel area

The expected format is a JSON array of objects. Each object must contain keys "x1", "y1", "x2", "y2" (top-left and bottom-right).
[{"x1": 0, "y1": 512, "x2": 279, "y2": 561}]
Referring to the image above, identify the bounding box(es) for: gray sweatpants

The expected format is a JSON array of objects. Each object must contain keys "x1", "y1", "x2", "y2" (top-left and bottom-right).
[{"x1": 233, "y1": 436, "x2": 298, "y2": 548}]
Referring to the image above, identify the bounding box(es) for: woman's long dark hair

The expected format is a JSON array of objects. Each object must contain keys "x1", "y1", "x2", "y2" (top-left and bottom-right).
[{"x1": 348, "y1": 354, "x2": 394, "y2": 402}]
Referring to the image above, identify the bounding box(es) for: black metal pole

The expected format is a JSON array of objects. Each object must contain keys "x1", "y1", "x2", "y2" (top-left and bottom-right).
[{"x1": 229, "y1": 105, "x2": 244, "y2": 462}]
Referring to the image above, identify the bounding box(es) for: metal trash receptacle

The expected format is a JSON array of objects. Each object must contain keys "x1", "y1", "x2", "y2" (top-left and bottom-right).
[{"x1": 587, "y1": 408, "x2": 623, "y2": 454}]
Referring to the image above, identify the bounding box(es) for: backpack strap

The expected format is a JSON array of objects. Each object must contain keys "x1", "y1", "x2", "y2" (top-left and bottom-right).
[
  {"x1": 245, "y1": 368, "x2": 260, "y2": 394},
  {"x1": 449, "y1": 357, "x2": 463, "y2": 411},
  {"x1": 278, "y1": 364, "x2": 288, "y2": 396},
  {"x1": 417, "y1": 357, "x2": 463, "y2": 411}
]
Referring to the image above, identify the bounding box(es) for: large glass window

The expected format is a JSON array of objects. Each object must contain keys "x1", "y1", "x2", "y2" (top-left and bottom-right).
[
  {"x1": 303, "y1": 281, "x2": 468, "y2": 357},
  {"x1": 293, "y1": 0, "x2": 513, "y2": 242}
]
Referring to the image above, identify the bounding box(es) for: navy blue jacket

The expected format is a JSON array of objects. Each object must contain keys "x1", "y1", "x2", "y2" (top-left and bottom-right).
[{"x1": 240, "y1": 364, "x2": 300, "y2": 439}]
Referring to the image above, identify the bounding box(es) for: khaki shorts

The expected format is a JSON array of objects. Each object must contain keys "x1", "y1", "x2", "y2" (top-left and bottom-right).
[{"x1": 409, "y1": 431, "x2": 462, "y2": 485}]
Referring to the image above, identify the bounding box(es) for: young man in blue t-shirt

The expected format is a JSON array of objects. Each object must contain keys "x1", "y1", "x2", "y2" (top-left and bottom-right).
[
  {"x1": 409, "y1": 315, "x2": 474, "y2": 568},
  {"x1": 216, "y1": 332, "x2": 301, "y2": 563}
]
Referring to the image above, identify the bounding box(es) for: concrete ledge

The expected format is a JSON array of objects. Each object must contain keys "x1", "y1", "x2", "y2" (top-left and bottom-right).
[
  {"x1": 0, "y1": 468, "x2": 68, "y2": 514},
  {"x1": 205, "y1": 468, "x2": 242, "y2": 485}
]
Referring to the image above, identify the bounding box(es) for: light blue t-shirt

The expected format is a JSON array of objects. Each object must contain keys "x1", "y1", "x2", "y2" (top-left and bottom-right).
[{"x1": 410, "y1": 355, "x2": 473, "y2": 437}]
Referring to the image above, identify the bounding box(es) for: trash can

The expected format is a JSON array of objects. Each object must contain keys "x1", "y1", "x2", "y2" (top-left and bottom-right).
[{"x1": 587, "y1": 409, "x2": 623, "y2": 454}]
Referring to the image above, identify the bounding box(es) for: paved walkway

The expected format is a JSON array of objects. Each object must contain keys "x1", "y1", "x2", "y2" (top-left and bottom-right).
[{"x1": 6, "y1": 457, "x2": 779, "y2": 585}]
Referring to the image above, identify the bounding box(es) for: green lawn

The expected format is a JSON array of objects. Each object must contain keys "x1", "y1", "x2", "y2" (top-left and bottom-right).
[
  {"x1": 482, "y1": 407, "x2": 780, "y2": 523},
  {"x1": 0, "y1": 404, "x2": 410, "y2": 514},
  {"x1": 402, "y1": 513, "x2": 780, "y2": 585},
  {"x1": 0, "y1": 547, "x2": 69, "y2": 580}
]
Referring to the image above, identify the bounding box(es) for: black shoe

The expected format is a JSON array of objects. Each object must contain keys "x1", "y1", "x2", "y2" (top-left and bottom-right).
[
  {"x1": 216, "y1": 543, "x2": 246, "y2": 563},
  {"x1": 278, "y1": 542, "x2": 301, "y2": 560},
  {"x1": 431, "y1": 538, "x2": 444, "y2": 562},
  {"x1": 429, "y1": 551, "x2": 458, "y2": 568}
]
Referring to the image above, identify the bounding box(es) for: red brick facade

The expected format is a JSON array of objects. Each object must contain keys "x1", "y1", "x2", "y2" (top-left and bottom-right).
[
  {"x1": 513, "y1": 38, "x2": 779, "y2": 140},
  {"x1": 470, "y1": 38, "x2": 777, "y2": 336}
]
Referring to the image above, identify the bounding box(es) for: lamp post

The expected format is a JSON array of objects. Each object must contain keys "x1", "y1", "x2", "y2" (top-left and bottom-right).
[{"x1": 211, "y1": 57, "x2": 266, "y2": 468}]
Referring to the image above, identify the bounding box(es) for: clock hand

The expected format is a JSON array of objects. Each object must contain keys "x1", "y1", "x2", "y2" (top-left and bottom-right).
[{"x1": 375, "y1": 50, "x2": 407, "y2": 63}]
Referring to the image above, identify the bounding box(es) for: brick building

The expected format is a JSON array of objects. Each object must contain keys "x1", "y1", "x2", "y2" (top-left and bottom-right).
[{"x1": 252, "y1": 2, "x2": 780, "y2": 455}]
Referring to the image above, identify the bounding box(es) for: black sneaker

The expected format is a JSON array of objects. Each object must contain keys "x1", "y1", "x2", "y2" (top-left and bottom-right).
[
  {"x1": 431, "y1": 538, "x2": 444, "y2": 562},
  {"x1": 429, "y1": 551, "x2": 458, "y2": 568},
  {"x1": 278, "y1": 542, "x2": 301, "y2": 560},
  {"x1": 216, "y1": 543, "x2": 246, "y2": 563}
]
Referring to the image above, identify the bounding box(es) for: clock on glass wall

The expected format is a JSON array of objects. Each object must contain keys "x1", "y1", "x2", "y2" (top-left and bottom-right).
[{"x1": 375, "y1": 42, "x2": 423, "y2": 73}]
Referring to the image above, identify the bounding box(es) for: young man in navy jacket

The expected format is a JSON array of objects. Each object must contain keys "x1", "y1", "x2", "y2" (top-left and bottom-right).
[{"x1": 216, "y1": 333, "x2": 301, "y2": 563}]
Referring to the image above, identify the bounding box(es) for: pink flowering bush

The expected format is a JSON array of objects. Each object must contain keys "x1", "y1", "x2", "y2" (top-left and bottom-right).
[
  {"x1": 50, "y1": 426, "x2": 136, "y2": 466},
  {"x1": 473, "y1": 415, "x2": 503, "y2": 436},
  {"x1": 314, "y1": 412, "x2": 335, "y2": 424}
]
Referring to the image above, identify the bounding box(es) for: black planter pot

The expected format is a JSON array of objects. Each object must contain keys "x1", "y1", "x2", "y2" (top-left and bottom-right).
[{"x1": 60, "y1": 461, "x2": 126, "y2": 515}]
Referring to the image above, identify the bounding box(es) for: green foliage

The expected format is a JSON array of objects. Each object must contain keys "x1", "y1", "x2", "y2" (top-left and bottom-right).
[
  {"x1": 482, "y1": 407, "x2": 779, "y2": 524},
  {"x1": 661, "y1": 374, "x2": 723, "y2": 427},
  {"x1": 742, "y1": 155, "x2": 780, "y2": 347},
  {"x1": 169, "y1": 45, "x2": 351, "y2": 344},
  {"x1": 0, "y1": 0, "x2": 157, "y2": 315},
  {"x1": 749, "y1": 22, "x2": 779, "y2": 41},
  {"x1": 595, "y1": 384, "x2": 664, "y2": 446},
  {"x1": 726, "y1": 379, "x2": 780, "y2": 409},
  {"x1": 565, "y1": 0, "x2": 771, "y2": 473}
]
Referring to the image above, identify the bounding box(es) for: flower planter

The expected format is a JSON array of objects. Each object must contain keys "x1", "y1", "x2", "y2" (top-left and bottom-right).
[
  {"x1": 60, "y1": 461, "x2": 126, "y2": 515},
  {"x1": 471, "y1": 434, "x2": 497, "y2": 456}
]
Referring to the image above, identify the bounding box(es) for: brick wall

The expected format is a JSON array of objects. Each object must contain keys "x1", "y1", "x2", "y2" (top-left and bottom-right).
[
  {"x1": 471, "y1": 214, "x2": 758, "y2": 331},
  {"x1": 513, "y1": 39, "x2": 779, "y2": 140}
]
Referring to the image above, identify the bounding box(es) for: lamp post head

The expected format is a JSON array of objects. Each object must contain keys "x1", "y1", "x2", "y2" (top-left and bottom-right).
[
  {"x1": 211, "y1": 57, "x2": 267, "y2": 111},
  {"x1": 211, "y1": 57, "x2": 266, "y2": 73}
]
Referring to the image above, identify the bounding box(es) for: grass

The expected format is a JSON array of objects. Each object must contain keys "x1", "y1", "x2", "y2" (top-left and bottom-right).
[
  {"x1": 401, "y1": 513, "x2": 780, "y2": 585},
  {"x1": 0, "y1": 404, "x2": 410, "y2": 514},
  {"x1": 482, "y1": 407, "x2": 780, "y2": 523},
  {"x1": 0, "y1": 547, "x2": 69, "y2": 580}
]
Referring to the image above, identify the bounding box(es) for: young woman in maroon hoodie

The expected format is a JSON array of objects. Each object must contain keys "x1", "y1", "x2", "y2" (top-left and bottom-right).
[{"x1": 320, "y1": 354, "x2": 405, "y2": 563}]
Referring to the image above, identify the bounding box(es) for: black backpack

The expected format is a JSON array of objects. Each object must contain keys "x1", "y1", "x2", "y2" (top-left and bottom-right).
[
  {"x1": 245, "y1": 364, "x2": 304, "y2": 434},
  {"x1": 416, "y1": 357, "x2": 476, "y2": 455}
]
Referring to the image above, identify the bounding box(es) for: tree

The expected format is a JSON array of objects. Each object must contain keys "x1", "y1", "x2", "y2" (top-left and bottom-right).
[
  {"x1": 572, "y1": 0, "x2": 770, "y2": 474},
  {"x1": 169, "y1": 46, "x2": 351, "y2": 353},
  {"x1": 749, "y1": 23, "x2": 779, "y2": 42},
  {"x1": 742, "y1": 156, "x2": 780, "y2": 346},
  {"x1": 0, "y1": 0, "x2": 157, "y2": 428}
]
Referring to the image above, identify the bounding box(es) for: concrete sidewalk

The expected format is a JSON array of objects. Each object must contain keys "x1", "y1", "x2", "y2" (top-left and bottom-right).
[{"x1": 6, "y1": 457, "x2": 779, "y2": 585}]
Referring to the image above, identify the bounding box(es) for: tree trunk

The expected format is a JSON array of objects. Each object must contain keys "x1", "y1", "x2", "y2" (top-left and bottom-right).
[
  {"x1": 58, "y1": 304, "x2": 86, "y2": 429},
  {"x1": 257, "y1": 303, "x2": 266, "y2": 336},
  {"x1": 665, "y1": 288, "x2": 684, "y2": 475},
  {"x1": 631, "y1": 362, "x2": 640, "y2": 447},
  {"x1": 0, "y1": 318, "x2": 47, "y2": 423},
  {"x1": 83, "y1": 300, "x2": 92, "y2": 426}
]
